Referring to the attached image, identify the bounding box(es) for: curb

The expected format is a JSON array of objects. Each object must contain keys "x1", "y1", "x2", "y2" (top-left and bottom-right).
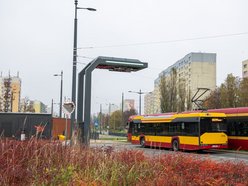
[{"x1": 208, "y1": 149, "x2": 248, "y2": 155}]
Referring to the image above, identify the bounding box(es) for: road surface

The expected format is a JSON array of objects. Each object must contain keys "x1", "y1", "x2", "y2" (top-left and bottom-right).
[{"x1": 90, "y1": 139, "x2": 248, "y2": 164}]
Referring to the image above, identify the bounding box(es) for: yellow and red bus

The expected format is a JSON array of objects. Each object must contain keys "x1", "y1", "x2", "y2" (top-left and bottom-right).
[
  {"x1": 208, "y1": 107, "x2": 248, "y2": 150},
  {"x1": 127, "y1": 112, "x2": 228, "y2": 151}
]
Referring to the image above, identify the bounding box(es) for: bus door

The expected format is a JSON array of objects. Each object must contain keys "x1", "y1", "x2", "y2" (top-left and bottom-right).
[{"x1": 130, "y1": 120, "x2": 142, "y2": 144}]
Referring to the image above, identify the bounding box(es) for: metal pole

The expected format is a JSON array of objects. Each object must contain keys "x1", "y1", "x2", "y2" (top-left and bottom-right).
[
  {"x1": 139, "y1": 89, "x2": 141, "y2": 115},
  {"x1": 51, "y1": 99, "x2": 53, "y2": 116},
  {"x1": 129, "y1": 90, "x2": 147, "y2": 115},
  {"x1": 59, "y1": 71, "x2": 63, "y2": 118},
  {"x1": 114, "y1": 113, "x2": 116, "y2": 130},
  {"x1": 83, "y1": 70, "x2": 92, "y2": 145},
  {"x1": 99, "y1": 104, "x2": 102, "y2": 134},
  {"x1": 108, "y1": 103, "x2": 111, "y2": 129},
  {"x1": 65, "y1": 114, "x2": 68, "y2": 140},
  {"x1": 121, "y1": 92, "x2": 124, "y2": 128},
  {"x1": 71, "y1": 0, "x2": 78, "y2": 138}
]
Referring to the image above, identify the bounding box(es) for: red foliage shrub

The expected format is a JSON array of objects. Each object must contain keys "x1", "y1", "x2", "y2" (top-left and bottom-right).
[
  {"x1": 0, "y1": 139, "x2": 247, "y2": 185},
  {"x1": 114, "y1": 149, "x2": 145, "y2": 166}
]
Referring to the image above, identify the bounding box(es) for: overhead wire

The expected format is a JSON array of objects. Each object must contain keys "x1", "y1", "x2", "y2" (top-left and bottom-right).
[{"x1": 78, "y1": 32, "x2": 248, "y2": 49}]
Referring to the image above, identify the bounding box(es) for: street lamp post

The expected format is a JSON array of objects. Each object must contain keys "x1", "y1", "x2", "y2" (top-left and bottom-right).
[
  {"x1": 54, "y1": 70, "x2": 63, "y2": 118},
  {"x1": 99, "y1": 104, "x2": 102, "y2": 134},
  {"x1": 51, "y1": 99, "x2": 60, "y2": 117},
  {"x1": 108, "y1": 103, "x2": 115, "y2": 130},
  {"x1": 71, "y1": 0, "x2": 96, "y2": 139},
  {"x1": 121, "y1": 92, "x2": 124, "y2": 129},
  {"x1": 128, "y1": 89, "x2": 147, "y2": 115}
]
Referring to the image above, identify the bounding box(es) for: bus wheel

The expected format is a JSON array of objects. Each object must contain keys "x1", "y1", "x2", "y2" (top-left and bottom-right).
[
  {"x1": 140, "y1": 137, "x2": 146, "y2": 148},
  {"x1": 172, "y1": 140, "x2": 179, "y2": 151}
]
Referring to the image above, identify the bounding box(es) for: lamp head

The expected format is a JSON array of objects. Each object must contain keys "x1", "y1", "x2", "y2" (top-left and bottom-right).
[{"x1": 87, "y1": 8, "x2": 97, "y2": 11}]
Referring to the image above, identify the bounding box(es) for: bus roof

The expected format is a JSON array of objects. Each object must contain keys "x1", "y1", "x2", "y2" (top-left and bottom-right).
[
  {"x1": 129, "y1": 112, "x2": 226, "y2": 123},
  {"x1": 208, "y1": 107, "x2": 248, "y2": 114}
]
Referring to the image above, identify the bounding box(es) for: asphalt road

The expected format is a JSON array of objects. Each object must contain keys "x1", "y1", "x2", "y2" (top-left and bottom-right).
[{"x1": 90, "y1": 139, "x2": 248, "y2": 164}]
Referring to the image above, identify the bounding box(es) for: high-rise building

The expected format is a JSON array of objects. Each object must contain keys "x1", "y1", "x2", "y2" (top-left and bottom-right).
[
  {"x1": 11, "y1": 76, "x2": 22, "y2": 112},
  {"x1": 124, "y1": 99, "x2": 135, "y2": 111},
  {"x1": 33, "y1": 100, "x2": 47, "y2": 113},
  {"x1": 144, "y1": 93, "x2": 154, "y2": 114},
  {"x1": 242, "y1": 59, "x2": 248, "y2": 78},
  {"x1": 144, "y1": 52, "x2": 216, "y2": 114},
  {"x1": 20, "y1": 98, "x2": 48, "y2": 113},
  {"x1": 0, "y1": 73, "x2": 21, "y2": 112},
  {"x1": 0, "y1": 77, "x2": 3, "y2": 111}
]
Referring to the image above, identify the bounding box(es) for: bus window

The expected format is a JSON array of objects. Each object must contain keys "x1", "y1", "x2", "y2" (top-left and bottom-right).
[
  {"x1": 132, "y1": 124, "x2": 138, "y2": 134},
  {"x1": 156, "y1": 123, "x2": 171, "y2": 136},
  {"x1": 159, "y1": 123, "x2": 169, "y2": 136},
  {"x1": 128, "y1": 122, "x2": 133, "y2": 134},
  {"x1": 200, "y1": 118, "x2": 227, "y2": 134},
  {"x1": 168, "y1": 122, "x2": 182, "y2": 136},
  {"x1": 211, "y1": 122, "x2": 226, "y2": 132},
  {"x1": 244, "y1": 123, "x2": 248, "y2": 136},
  {"x1": 168, "y1": 123, "x2": 175, "y2": 135},
  {"x1": 183, "y1": 122, "x2": 198, "y2": 136},
  {"x1": 139, "y1": 123, "x2": 145, "y2": 134},
  {"x1": 182, "y1": 122, "x2": 185, "y2": 130},
  {"x1": 156, "y1": 124, "x2": 163, "y2": 136},
  {"x1": 227, "y1": 121, "x2": 236, "y2": 136},
  {"x1": 238, "y1": 122, "x2": 248, "y2": 136},
  {"x1": 145, "y1": 123, "x2": 156, "y2": 135},
  {"x1": 176, "y1": 123, "x2": 182, "y2": 135}
]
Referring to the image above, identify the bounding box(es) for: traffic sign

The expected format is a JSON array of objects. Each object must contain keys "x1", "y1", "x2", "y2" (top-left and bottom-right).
[{"x1": 63, "y1": 102, "x2": 75, "y2": 115}]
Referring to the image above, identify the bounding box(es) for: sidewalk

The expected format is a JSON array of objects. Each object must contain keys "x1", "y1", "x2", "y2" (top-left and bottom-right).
[{"x1": 90, "y1": 134, "x2": 127, "y2": 144}]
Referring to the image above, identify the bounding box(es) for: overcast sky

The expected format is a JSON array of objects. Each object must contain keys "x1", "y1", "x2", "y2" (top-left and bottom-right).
[{"x1": 0, "y1": 0, "x2": 248, "y2": 115}]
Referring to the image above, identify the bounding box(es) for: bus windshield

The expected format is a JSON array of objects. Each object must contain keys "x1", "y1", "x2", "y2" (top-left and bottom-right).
[{"x1": 200, "y1": 117, "x2": 227, "y2": 134}]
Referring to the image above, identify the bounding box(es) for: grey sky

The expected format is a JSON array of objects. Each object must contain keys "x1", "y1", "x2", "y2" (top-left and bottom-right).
[{"x1": 0, "y1": 0, "x2": 248, "y2": 114}]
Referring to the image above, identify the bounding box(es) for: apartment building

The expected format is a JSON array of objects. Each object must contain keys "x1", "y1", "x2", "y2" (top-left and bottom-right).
[
  {"x1": 242, "y1": 59, "x2": 248, "y2": 78},
  {"x1": 0, "y1": 77, "x2": 3, "y2": 111},
  {"x1": 19, "y1": 98, "x2": 47, "y2": 113},
  {"x1": 144, "y1": 52, "x2": 216, "y2": 114},
  {"x1": 124, "y1": 99, "x2": 135, "y2": 111},
  {"x1": 33, "y1": 100, "x2": 47, "y2": 113},
  {"x1": 0, "y1": 73, "x2": 21, "y2": 112}
]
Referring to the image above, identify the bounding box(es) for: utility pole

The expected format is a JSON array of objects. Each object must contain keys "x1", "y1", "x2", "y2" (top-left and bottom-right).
[
  {"x1": 128, "y1": 89, "x2": 146, "y2": 115},
  {"x1": 71, "y1": 0, "x2": 96, "y2": 142},
  {"x1": 99, "y1": 104, "x2": 102, "y2": 134},
  {"x1": 121, "y1": 92, "x2": 124, "y2": 128},
  {"x1": 51, "y1": 99, "x2": 54, "y2": 116}
]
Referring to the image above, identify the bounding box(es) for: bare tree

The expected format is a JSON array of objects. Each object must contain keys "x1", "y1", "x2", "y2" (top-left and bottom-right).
[
  {"x1": 109, "y1": 110, "x2": 122, "y2": 131},
  {"x1": 239, "y1": 77, "x2": 248, "y2": 106},
  {"x1": 169, "y1": 68, "x2": 177, "y2": 112},
  {"x1": 178, "y1": 78, "x2": 186, "y2": 112},
  {"x1": 160, "y1": 68, "x2": 181, "y2": 112},
  {"x1": 203, "y1": 87, "x2": 221, "y2": 109},
  {"x1": 159, "y1": 76, "x2": 170, "y2": 112},
  {"x1": 3, "y1": 77, "x2": 11, "y2": 112},
  {"x1": 0, "y1": 97, "x2": 3, "y2": 112},
  {"x1": 220, "y1": 74, "x2": 240, "y2": 108},
  {"x1": 123, "y1": 109, "x2": 137, "y2": 127},
  {"x1": 21, "y1": 97, "x2": 35, "y2": 112},
  {"x1": 186, "y1": 89, "x2": 192, "y2": 111}
]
